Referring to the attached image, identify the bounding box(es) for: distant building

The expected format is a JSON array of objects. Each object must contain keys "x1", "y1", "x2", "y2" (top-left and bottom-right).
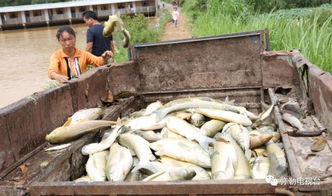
[{"x1": 0, "y1": 0, "x2": 159, "y2": 30}]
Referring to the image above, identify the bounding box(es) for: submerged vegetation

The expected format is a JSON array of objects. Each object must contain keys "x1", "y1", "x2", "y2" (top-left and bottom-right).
[{"x1": 182, "y1": 0, "x2": 332, "y2": 72}]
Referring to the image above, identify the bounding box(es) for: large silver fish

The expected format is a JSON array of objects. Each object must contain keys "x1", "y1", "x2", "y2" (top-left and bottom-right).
[
  {"x1": 81, "y1": 124, "x2": 124, "y2": 155},
  {"x1": 226, "y1": 134, "x2": 251, "y2": 179},
  {"x1": 65, "y1": 108, "x2": 103, "y2": 125},
  {"x1": 45, "y1": 120, "x2": 113, "y2": 144},
  {"x1": 86, "y1": 151, "x2": 108, "y2": 181},
  {"x1": 211, "y1": 135, "x2": 238, "y2": 180},
  {"x1": 200, "y1": 119, "x2": 225, "y2": 137},
  {"x1": 119, "y1": 133, "x2": 156, "y2": 173},
  {"x1": 251, "y1": 156, "x2": 270, "y2": 179},
  {"x1": 125, "y1": 113, "x2": 167, "y2": 131},
  {"x1": 150, "y1": 138, "x2": 211, "y2": 168},
  {"x1": 195, "y1": 108, "x2": 252, "y2": 126},
  {"x1": 153, "y1": 97, "x2": 247, "y2": 122},
  {"x1": 166, "y1": 116, "x2": 215, "y2": 150},
  {"x1": 222, "y1": 123, "x2": 250, "y2": 152},
  {"x1": 266, "y1": 141, "x2": 287, "y2": 178},
  {"x1": 282, "y1": 112, "x2": 305, "y2": 132},
  {"x1": 106, "y1": 143, "x2": 133, "y2": 181}
]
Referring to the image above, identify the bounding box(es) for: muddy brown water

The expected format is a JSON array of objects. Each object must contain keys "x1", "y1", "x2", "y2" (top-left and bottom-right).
[{"x1": 0, "y1": 24, "x2": 87, "y2": 109}]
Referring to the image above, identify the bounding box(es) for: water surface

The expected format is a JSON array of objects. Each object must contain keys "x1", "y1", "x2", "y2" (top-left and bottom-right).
[{"x1": 0, "y1": 24, "x2": 87, "y2": 109}]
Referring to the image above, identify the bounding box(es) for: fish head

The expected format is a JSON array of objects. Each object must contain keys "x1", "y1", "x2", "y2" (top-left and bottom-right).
[{"x1": 45, "y1": 127, "x2": 67, "y2": 143}]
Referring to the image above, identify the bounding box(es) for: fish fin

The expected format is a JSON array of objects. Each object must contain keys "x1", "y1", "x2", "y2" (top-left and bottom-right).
[
  {"x1": 132, "y1": 161, "x2": 157, "y2": 173},
  {"x1": 224, "y1": 96, "x2": 235, "y2": 105},
  {"x1": 197, "y1": 135, "x2": 215, "y2": 151},
  {"x1": 63, "y1": 118, "x2": 72, "y2": 127}
]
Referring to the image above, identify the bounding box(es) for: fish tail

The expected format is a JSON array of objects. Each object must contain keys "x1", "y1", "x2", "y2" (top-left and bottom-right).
[
  {"x1": 131, "y1": 161, "x2": 157, "y2": 173},
  {"x1": 153, "y1": 109, "x2": 167, "y2": 122},
  {"x1": 81, "y1": 143, "x2": 106, "y2": 155}
]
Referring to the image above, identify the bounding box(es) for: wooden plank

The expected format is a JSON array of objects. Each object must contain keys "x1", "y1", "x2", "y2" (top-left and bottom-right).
[
  {"x1": 268, "y1": 88, "x2": 302, "y2": 178},
  {"x1": 29, "y1": 180, "x2": 286, "y2": 195}
]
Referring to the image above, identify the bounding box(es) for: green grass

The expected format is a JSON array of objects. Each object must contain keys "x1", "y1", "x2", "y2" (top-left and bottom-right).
[
  {"x1": 183, "y1": 1, "x2": 332, "y2": 73},
  {"x1": 113, "y1": 9, "x2": 171, "y2": 62}
]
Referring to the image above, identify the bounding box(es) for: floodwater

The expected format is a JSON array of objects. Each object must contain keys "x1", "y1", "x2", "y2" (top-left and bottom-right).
[{"x1": 0, "y1": 24, "x2": 87, "y2": 109}]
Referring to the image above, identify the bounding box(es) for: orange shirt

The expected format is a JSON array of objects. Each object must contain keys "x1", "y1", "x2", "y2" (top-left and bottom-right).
[{"x1": 48, "y1": 48, "x2": 104, "y2": 79}]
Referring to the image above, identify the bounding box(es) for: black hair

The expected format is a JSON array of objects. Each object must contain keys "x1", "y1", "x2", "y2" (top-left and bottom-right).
[
  {"x1": 82, "y1": 10, "x2": 98, "y2": 20},
  {"x1": 56, "y1": 26, "x2": 76, "y2": 41}
]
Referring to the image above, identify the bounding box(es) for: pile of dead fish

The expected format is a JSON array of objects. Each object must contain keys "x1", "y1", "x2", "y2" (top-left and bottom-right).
[{"x1": 45, "y1": 97, "x2": 294, "y2": 182}]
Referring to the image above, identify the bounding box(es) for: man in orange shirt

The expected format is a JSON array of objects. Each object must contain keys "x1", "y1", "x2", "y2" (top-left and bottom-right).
[{"x1": 48, "y1": 26, "x2": 113, "y2": 83}]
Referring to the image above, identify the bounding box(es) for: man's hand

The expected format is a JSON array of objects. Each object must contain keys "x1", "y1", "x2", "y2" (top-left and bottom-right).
[
  {"x1": 101, "y1": 50, "x2": 113, "y2": 64},
  {"x1": 51, "y1": 72, "x2": 69, "y2": 83}
]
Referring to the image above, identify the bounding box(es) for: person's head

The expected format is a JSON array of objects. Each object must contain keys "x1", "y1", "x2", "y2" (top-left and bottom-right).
[
  {"x1": 83, "y1": 10, "x2": 98, "y2": 27},
  {"x1": 56, "y1": 26, "x2": 76, "y2": 51}
]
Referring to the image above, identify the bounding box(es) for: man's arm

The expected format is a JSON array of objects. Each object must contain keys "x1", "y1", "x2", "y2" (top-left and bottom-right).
[{"x1": 86, "y1": 42, "x2": 93, "y2": 53}]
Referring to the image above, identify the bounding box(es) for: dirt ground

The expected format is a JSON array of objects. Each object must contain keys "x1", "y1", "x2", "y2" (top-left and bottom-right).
[{"x1": 161, "y1": 5, "x2": 192, "y2": 41}]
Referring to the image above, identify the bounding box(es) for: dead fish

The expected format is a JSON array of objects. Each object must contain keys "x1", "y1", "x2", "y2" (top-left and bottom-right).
[
  {"x1": 266, "y1": 141, "x2": 287, "y2": 178},
  {"x1": 144, "y1": 100, "x2": 163, "y2": 116},
  {"x1": 253, "y1": 102, "x2": 275, "y2": 127},
  {"x1": 222, "y1": 123, "x2": 250, "y2": 152},
  {"x1": 103, "y1": 15, "x2": 123, "y2": 37},
  {"x1": 200, "y1": 119, "x2": 225, "y2": 137},
  {"x1": 254, "y1": 127, "x2": 280, "y2": 142},
  {"x1": 282, "y1": 112, "x2": 305, "y2": 132},
  {"x1": 44, "y1": 143, "x2": 71, "y2": 152},
  {"x1": 119, "y1": 133, "x2": 156, "y2": 173},
  {"x1": 45, "y1": 120, "x2": 113, "y2": 144},
  {"x1": 142, "y1": 167, "x2": 196, "y2": 181},
  {"x1": 106, "y1": 143, "x2": 133, "y2": 181},
  {"x1": 281, "y1": 101, "x2": 305, "y2": 119},
  {"x1": 212, "y1": 135, "x2": 237, "y2": 179},
  {"x1": 160, "y1": 156, "x2": 210, "y2": 180},
  {"x1": 65, "y1": 108, "x2": 103, "y2": 126},
  {"x1": 311, "y1": 135, "x2": 327, "y2": 152},
  {"x1": 195, "y1": 108, "x2": 252, "y2": 126},
  {"x1": 81, "y1": 123, "x2": 124, "y2": 155},
  {"x1": 249, "y1": 132, "x2": 273, "y2": 149},
  {"x1": 166, "y1": 116, "x2": 215, "y2": 150},
  {"x1": 153, "y1": 97, "x2": 247, "y2": 122},
  {"x1": 189, "y1": 113, "x2": 206, "y2": 127},
  {"x1": 86, "y1": 151, "x2": 108, "y2": 181},
  {"x1": 226, "y1": 134, "x2": 251, "y2": 179},
  {"x1": 251, "y1": 156, "x2": 270, "y2": 179},
  {"x1": 133, "y1": 130, "x2": 162, "y2": 142},
  {"x1": 125, "y1": 113, "x2": 167, "y2": 131},
  {"x1": 150, "y1": 138, "x2": 211, "y2": 168}
]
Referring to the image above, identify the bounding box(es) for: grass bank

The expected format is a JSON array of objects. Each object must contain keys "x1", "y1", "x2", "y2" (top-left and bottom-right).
[
  {"x1": 183, "y1": 1, "x2": 332, "y2": 72},
  {"x1": 114, "y1": 9, "x2": 171, "y2": 62}
]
